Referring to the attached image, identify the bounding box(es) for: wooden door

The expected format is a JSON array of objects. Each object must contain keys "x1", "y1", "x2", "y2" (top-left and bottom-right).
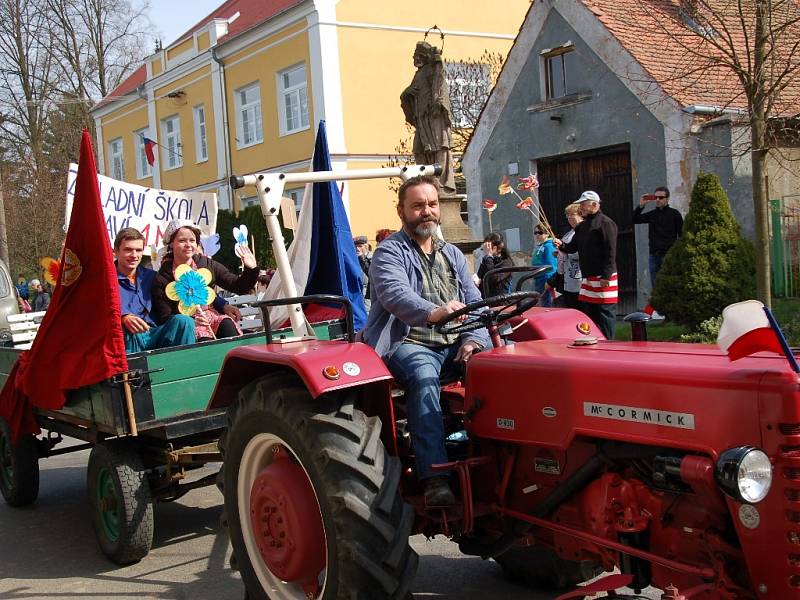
[{"x1": 536, "y1": 144, "x2": 637, "y2": 313}]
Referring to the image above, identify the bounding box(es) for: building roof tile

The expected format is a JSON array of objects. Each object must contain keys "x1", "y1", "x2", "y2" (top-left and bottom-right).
[{"x1": 578, "y1": 0, "x2": 800, "y2": 116}]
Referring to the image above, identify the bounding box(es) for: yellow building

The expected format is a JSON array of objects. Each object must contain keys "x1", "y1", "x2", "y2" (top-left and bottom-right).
[{"x1": 91, "y1": 0, "x2": 531, "y2": 244}]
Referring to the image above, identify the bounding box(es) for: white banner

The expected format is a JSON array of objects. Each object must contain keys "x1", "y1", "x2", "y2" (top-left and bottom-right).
[{"x1": 65, "y1": 163, "x2": 218, "y2": 250}]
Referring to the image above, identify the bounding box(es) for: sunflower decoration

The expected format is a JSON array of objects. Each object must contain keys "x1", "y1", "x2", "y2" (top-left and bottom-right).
[{"x1": 165, "y1": 264, "x2": 216, "y2": 316}]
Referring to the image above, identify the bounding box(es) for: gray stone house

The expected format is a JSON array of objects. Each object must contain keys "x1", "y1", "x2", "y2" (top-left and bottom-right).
[{"x1": 462, "y1": 0, "x2": 800, "y2": 312}]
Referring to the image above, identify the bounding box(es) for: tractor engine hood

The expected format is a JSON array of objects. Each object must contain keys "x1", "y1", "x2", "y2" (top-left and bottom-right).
[{"x1": 464, "y1": 339, "x2": 800, "y2": 457}]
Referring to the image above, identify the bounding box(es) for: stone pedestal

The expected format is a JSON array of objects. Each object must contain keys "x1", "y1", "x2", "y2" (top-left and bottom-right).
[{"x1": 440, "y1": 193, "x2": 482, "y2": 271}]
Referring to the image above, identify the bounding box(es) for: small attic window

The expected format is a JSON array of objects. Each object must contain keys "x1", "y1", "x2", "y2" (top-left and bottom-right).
[{"x1": 543, "y1": 46, "x2": 576, "y2": 100}]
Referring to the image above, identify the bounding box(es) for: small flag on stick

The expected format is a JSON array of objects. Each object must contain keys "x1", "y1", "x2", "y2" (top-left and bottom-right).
[
  {"x1": 143, "y1": 137, "x2": 156, "y2": 166},
  {"x1": 717, "y1": 300, "x2": 800, "y2": 372}
]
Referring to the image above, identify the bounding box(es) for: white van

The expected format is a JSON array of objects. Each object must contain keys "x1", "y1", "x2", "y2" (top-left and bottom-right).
[{"x1": 0, "y1": 260, "x2": 19, "y2": 345}]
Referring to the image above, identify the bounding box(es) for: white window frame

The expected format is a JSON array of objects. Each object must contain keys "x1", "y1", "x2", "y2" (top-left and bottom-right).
[
  {"x1": 108, "y1": 137, "x2": 124, "y2": 180},
  {"x1": 286, "y1": 188, "x2": 303, "y2": 215},
  {"x1": 160, "y1": 114, "x2": 183, "y2": 170},
  {"x1": 133, "y1": 128, "x2": 152, "y2": 179},
  {"x1": 193, "y1": 105, "x2": 208, "y2": 163},
  {"x1": 235, "y1": 82, "x2": 263, "y2": 149},
  {"x1": 277, "y1": 63, "x2": 310, "y2": 136}
]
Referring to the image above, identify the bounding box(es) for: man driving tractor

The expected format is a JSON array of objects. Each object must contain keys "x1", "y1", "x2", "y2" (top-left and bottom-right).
[{"x1": 362, "y1": 176, "x2": 491, "y2": 507}]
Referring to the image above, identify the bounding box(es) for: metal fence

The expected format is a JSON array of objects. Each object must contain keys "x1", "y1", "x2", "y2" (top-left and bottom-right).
[{"x1": 771, "y1": 195, "x2": 800, "y2": 297}]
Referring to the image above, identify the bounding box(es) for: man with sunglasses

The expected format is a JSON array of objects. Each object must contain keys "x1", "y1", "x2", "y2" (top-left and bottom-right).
[{"x1": 634, "y1": 186, "x2": 683, "y2": 291}]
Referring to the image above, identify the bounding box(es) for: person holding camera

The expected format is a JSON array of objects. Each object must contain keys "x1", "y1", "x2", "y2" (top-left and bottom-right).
[{"x1": 633, "y1": 186, "x2": 683, "y2": 289}]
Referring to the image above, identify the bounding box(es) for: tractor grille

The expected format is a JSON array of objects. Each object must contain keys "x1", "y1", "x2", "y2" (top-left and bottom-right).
[{"x1": 779, "y1": 423, "x2": 800, "y2": 590}]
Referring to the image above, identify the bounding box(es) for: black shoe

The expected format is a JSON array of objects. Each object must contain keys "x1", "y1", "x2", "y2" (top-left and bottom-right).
[{"x1": 424, "y1": 477, "x2": 455, "y2": 507}]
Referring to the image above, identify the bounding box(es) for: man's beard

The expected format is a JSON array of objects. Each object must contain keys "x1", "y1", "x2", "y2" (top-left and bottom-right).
[
  {"x1": 413, "y1": 220, "x2": 437, "y2": 238},
  {"x1": 404, "y1": 220, "x2": 439, "y2": 240}
]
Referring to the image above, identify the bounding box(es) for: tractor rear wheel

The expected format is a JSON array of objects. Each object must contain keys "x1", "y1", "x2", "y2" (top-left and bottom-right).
[
  {"x1": 0, "y1": 416, "x2": 39, "y2": 506},
  {"x1": 219, "y1": 373, "x2": 417, "y2": 600},
  {"x1": 87, "y1": 441, "x2": 154, "y2": 564},
  {"x1": 494, "y1": 545, "x2": 602, "y2": 591}
]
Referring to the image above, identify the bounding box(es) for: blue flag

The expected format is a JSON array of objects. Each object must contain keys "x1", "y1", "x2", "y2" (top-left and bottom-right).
[{"x1": 303, "y1": 121, "x2": 368, "y2": 330}]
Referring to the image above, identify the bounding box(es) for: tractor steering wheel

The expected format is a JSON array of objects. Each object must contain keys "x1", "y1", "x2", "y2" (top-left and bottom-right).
[{"x1": 433, "y1": 291, "x2": 540, "y2": 337}]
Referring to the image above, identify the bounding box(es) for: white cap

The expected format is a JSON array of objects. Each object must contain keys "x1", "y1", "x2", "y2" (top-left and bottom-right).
[
  {"x1": 576, "y1": 190, "x2": 600, "y2": 204},
  {"x1": 29, "y1": 279, "x2": 41, "y2": 286}
]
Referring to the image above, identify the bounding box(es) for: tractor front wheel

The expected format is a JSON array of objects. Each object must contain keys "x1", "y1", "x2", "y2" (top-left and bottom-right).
[
  {"x1": 219, "y1": 374, "x2": 417, "y2": 600},
  {"x1": 0, "y1": 416, "x2": 39, "y2": 506},
  {"x1": 87, "y1": 441, "x2": 154, "y2": 564}
]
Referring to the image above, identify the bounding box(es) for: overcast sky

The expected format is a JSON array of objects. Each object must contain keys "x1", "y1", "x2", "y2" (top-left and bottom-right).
[{"x1": 148, "y1": 0, "x2": 225, "y2": 47}]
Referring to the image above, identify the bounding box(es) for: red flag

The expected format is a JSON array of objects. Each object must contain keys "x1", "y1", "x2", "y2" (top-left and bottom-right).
[
  {"x1": 143, "y1": 137, "x2": 156, "y2": 166},
  {"x1": 17, "y1": 130, "x2": 128, "y2": 409}
]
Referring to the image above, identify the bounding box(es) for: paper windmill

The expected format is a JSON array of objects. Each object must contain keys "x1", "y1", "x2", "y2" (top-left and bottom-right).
[
  {"x1": 40, "y1": 256, "x2": 61, "y2": 287},
  {"x1": 202, "y1": 233, "x2": 220, "y2": 257},
  {"x1": 482, "y1": 199, "x2": 498, "y2": 213},
  {"x1": 498, "y1": 175, "x2": 513, "y2": 196},
  {"x1": 517, "y1": 175, "x2": 540, "y2": 191},
  {"x1": 516, "y1": 197, "x2": 534, "y2": 210},
  {"x1": 165, "y1": 264, "x2": 216, "y2": 316},
  {"x1": 233, "y1": 224, "x2": 249, "y2": 258}
]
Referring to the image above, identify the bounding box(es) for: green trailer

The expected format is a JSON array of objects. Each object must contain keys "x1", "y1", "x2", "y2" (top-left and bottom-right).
[{"x1": 0, "y1": 320, "x2": 344, "y2": 564}]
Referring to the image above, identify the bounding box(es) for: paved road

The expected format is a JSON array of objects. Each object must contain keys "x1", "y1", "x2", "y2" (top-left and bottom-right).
[{"x1": 0, "y1": 440, "x2": 659, "y2": 600}]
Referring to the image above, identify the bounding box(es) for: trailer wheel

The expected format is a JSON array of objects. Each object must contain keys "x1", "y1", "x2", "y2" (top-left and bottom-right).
[
  {"x1": 0, "y1": 417, "x2": 39, "y2": 506},
  {"x1": 219, "y1": 374, "x2": 417, "y2": 600},
  {"x1": 494, "y1": 545, "x2": 602, "y2": 591},
  {"x1": 87, "y1": 441, "x2": 153, "y2": 564}
]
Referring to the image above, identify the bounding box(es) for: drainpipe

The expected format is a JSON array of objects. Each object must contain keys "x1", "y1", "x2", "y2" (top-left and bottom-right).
[
  {"x1": 212, "y1": 48, "x2": 234, "y2": 213},
  {"x1": 682, "y1": 104, "x2": 748, "y2": 116}
]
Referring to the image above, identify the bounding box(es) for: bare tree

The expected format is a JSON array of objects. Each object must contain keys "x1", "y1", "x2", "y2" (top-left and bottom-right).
[
  {"x1": 0, "y1": 0, "x2": 154, "y2": 275},
  {"x1": 0, "y1": 0, "x2": 57, "y2": 165},
  {"x1": 623, "y1": 0, "x2": 800, "y2": 306},
  {"x1": 445, "y1": 51, "x2": 505, "y2": 155}
]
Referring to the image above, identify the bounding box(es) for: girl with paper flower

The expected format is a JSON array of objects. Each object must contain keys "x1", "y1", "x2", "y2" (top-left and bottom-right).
[{"x1": 151, "y1": 219, "x2": 260, "y2": 341}]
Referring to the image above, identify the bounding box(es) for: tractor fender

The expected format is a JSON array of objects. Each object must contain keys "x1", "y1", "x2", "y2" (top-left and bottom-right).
[
  {"x1": 508, "y1": 307, "x2": 606, "y2": 342},
  {"x1": 207, "y1": 340, "x2": 392, "y2": 411}
]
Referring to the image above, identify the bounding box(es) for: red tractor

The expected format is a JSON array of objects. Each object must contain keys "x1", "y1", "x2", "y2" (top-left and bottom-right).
[{"x1": 210, "y1": 167, "x2": 792, "y2": 600}]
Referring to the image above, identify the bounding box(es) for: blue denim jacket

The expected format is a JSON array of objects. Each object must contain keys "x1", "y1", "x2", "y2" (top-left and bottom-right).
[{"x1": 362, "y1": 230, "x2": 490, "y2": 362}]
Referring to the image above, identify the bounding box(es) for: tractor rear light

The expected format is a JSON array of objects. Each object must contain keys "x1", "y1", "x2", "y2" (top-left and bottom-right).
[
  {"x1": 715, "y1": 446, "x2": 773, "y2": 504},
  {"x1": 577, "y1": 321, "x2": 592, "y2": 335},
  {"x1": 322, "y1": 366, "x2": 340, "y2": 380}
]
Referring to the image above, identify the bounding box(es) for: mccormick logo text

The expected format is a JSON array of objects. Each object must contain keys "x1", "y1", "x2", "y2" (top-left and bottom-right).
[{"x1": 583, "y1": 402, "x2": 695, "y2": 430}]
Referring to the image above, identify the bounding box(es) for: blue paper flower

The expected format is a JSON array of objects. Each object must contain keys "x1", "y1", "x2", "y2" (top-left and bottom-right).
[{"x1": 165, "y1": 264, "x2": 216, "y2": 316}]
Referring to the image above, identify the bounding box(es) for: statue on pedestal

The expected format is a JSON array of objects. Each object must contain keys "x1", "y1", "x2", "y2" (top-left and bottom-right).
[{"x1": 400, "y1": 41, "x2": 456, "y2": 196}]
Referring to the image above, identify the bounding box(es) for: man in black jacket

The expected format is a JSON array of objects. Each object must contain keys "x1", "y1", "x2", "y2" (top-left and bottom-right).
[
  {"x1": 633, "y1": 186, "x2": 683, "y2": 288},
  {"x1": 555, "y1": 191, "x2": 618, "y2": 339}
]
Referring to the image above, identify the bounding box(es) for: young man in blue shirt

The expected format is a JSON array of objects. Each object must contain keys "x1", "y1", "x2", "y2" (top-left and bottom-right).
[{"x1": 114, "y1": 227, "x2": 195, "y2": 353}]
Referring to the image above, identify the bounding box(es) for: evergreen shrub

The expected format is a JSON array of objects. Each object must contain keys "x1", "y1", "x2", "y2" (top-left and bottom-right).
[{"x1": 651, "y1": 172, "x2": 755, "y2": 327}]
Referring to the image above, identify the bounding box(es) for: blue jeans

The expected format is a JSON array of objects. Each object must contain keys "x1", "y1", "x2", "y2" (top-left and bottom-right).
[
  {"x1": 649, "y1": 254, "x2": 665, "y2": 288},
  {"x1": 534, "y1": 277, "x2": 553, "y2": 307},
  {"x1": 124, "y1": 315, "x2": 195, "y2": 353},
  {"x1": 387, "y1": 342, "x2": 461, "y2": 480}
]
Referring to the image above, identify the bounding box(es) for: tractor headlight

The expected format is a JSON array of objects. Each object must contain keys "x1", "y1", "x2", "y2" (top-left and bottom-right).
[{"x1": 715, "y1": 446, "x2": 772, "y2": 504}]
